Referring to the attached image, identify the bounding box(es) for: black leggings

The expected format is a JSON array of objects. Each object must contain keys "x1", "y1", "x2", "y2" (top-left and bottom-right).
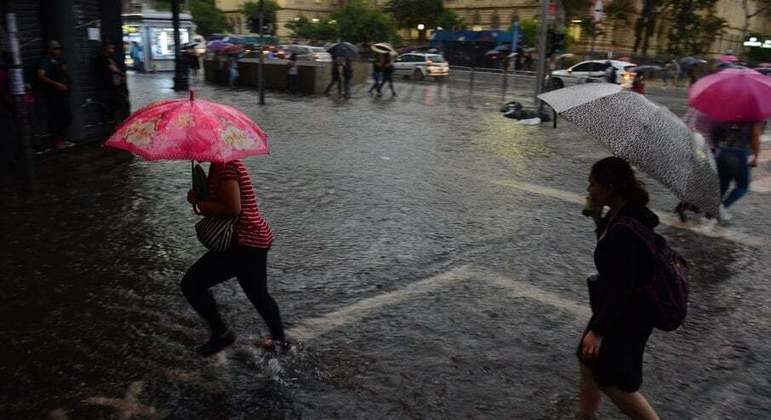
[{"x1": 181, "y1": 246, "x2": 285, "y2": 341}]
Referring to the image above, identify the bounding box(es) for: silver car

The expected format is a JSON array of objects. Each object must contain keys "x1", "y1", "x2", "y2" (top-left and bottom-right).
[
  {"x1": 281, "y1": 45, "x2": 332, "y2": 62},
  {"x1": 393, "y1": 53, "x2": 450, "y2": 80},
  {"x1": 549, "y1": 60, "x2": 637, "y2": 89}
]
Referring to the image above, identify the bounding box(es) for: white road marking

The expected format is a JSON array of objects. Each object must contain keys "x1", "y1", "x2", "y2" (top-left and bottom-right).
[
  {"x1": 288, "y1": 264, "x2": 590, "y2": 342},
  {"x1": 82, "y1": 381, "x2": 158, "y2": 419},
  {"x1": 484, "y1": 271, "x2": 590, "y2": 319},
  {"x1": 288, "y1": 264, "x2": 474, "y2": 340},
  {"x1": 494, "y1": 179, "x2": 765, "y2": 246}
]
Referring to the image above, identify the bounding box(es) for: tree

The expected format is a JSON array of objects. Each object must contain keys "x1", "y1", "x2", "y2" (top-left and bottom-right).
[
  {"x1": 519, "y1": 18, "x2": 540, "y2": 48},
  {"x1": 665, "y1": 0, "x2": 727, "y2": 55},
  {"x1": 285, "y1": 16, "x2": 338, "y2": 42},
  {"x1": 189, "y1": 0, "x2": 231, "y2": 37},
  {"x1": 437, "y1": 9, "x2": 464, "y2": 31},
  {"x1": 243, "y1": 0, "x2": 280, "y2": 35},
  {"x1": 741, "y1": 0, "x2": 771, "y2": 39},
  {"x1": 333, "y1": 1, "x2": 399, "y2": 44},
  {"x1": 385, "y1": 0, "x2": 443, "y2": 42}
]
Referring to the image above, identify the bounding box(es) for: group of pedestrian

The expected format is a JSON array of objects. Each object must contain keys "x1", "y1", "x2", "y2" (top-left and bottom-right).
[
  {"x1": 368, "y1": 53, "x2": 396, "y2": 97},
  {"x1": 324, "y1": 57, "x2": 354, "y2": 99}
]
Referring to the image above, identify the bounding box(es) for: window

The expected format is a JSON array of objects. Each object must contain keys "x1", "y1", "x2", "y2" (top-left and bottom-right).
[{"x1": 571, "y1": 63, "x2": 594, "y2": 72}]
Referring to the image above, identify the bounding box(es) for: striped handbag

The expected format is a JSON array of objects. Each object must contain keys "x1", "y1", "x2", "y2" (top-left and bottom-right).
[{"x1": 195, "y1": 216, "x2": 238, "y2": 252}]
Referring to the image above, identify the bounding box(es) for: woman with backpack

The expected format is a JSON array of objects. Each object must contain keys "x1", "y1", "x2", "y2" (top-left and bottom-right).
[{"x1": 578, "y1": 157, "x2": 660, "y2": 420}]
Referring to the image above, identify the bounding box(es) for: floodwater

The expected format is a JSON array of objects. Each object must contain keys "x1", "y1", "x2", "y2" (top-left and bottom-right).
[{"x1": 1, "y1": 72, "x2": 770, "y2": 419}]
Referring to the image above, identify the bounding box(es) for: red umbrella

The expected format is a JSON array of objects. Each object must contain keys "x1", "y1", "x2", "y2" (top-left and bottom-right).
[
  {"x1": 688, "y1": 68, "x2": 771, "y2": 122},
  {"x1": 105, "y1": 91, "x2": 269, "y2": 162}
]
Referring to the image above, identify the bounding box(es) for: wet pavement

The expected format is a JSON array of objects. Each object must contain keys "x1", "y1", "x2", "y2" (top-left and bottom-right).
[{"x1": 1, "y1": 72, "x2": 771, "y2": 419}]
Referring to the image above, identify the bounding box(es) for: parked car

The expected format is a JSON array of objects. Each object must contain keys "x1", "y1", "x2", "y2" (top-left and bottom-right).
[
  {"x1": 548, "y1": 60, "x2": 637, "y2": 89},
  {"x1": 280, "y1": 45, "x2": 332, "y2": 62},
  {"x1": 393, "y1": 53, "x2": 450, "y2": 80}
]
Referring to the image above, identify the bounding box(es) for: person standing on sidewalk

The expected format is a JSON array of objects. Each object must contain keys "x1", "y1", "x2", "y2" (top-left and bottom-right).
[
  {"x1": 183, "y1": 160, "x2": 288, "y2": 355},
  {"x1": 712, "y1": 121, "x2": 762, "y2": 221},
  {"x1": 342, "y1": 57, "x2": 353, "y2": 99},
  {"x1": 578, "y1": 157, "x2": 660, "y2": 420},
  {"x1": 287, "y1": 53, "x2": 299, "y2": 95},
  {"x1": 324, "y1": 57, "x2": 342, "y2": 96},
  {"x1": 96, "y1": 41, "x2": 128, "y2": 123},
  {"x1": 37, "y1": 40, "x2": 73, "y2": 150}
]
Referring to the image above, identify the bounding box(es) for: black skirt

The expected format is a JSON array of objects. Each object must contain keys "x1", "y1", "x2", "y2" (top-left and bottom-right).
[{"x1": 576, "y1": 318, "x2": 653, "y2": 393}]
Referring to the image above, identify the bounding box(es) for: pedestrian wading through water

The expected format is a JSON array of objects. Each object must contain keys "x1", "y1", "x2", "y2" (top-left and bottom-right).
[
  {"x1": 182, "y1": 160, "x2": 288, "y2": 355},
  {"x1": 578, "y1": 156, "x2": 683, "y2": 420}
]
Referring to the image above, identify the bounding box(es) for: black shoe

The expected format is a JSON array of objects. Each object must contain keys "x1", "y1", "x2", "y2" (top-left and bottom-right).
[{"x1": 195, "y1": 330, "x2": 236, "y2": 356}]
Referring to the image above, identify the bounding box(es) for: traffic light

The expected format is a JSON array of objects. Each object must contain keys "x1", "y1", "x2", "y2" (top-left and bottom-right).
[{"x1": 547, "y1": 30, "x2": 566, "y2": 55}]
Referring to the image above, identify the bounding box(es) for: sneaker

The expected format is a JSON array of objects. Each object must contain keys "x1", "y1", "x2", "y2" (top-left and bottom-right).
[
  {"x1": 195, "y1": 330, "x2": 236, "y2": 356},
  {"x1": 718, "y1": 205, "x2": 732, "y2": 224}
]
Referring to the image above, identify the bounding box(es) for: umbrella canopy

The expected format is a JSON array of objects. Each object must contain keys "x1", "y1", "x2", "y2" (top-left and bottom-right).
[
  {"x1": 538, "y1": 83, "x2": 721, "y2": 217},
  {"x1": 181, "y1": 41, "x2": 198, "y2": 50},
  {"x1": 718, "y1": 54, "x2": 738, "y2": 63},
  {"x1": 328, "y1": 42, "x2": 359, "y2": 58},
  {"x1": 632, "y1": 65, "x2": 662, "y2": 74},
  {"x1": 207, "y1": 40, "x2": 232, "y2": 52},
  {"x1": 689, "y1": 68, "x2": 771, "y2": 122},
  {"x1": 558, "y1": 53, "x2": 575, "y2": 60},
  {"x1": 222, "y1": 36, "x2": 245, "y2": 45},
  {"x1": 680, "y1": 57, "x2": 706, "y2": 68},
  {"x1": 105, "y1": 91, "x2": 269, "y2": 162},
  {"x1": 371, "y1": 42, "x2": 397, "y2": 56}
]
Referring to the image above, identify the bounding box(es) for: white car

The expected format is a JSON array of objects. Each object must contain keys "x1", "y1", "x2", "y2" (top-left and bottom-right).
[
  {"x1": 280, "y1": 45, "x2": 332, "y2": 62},
  {"x1": 549, "y1": 60, "x2": 637, "y2": 89},
  {"x1": 393, "y1": 53, "x2": 449, "y2": 80}
]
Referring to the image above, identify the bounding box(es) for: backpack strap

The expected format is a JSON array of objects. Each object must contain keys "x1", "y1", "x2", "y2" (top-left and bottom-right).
[{"x1": 610, "y1": 216, "x2": 656, "y2": 256}]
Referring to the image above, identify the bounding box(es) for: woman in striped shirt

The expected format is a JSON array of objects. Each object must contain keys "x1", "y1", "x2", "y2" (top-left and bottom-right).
[{"x1": 183, "y1": 160, "x2": 286, "y2": 355}]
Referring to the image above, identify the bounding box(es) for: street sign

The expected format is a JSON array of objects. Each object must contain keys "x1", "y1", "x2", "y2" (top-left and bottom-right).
[{"x1": 592, "y1": 0, "x2": 604, "y2": 22}]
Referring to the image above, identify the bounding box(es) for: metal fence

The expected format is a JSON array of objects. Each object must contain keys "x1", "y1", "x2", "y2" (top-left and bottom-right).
[{"x1": 447, "y1": 66, "x2": 537, "y2": 107}]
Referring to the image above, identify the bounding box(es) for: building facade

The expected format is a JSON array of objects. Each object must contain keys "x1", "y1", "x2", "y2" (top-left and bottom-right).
[
  {"x1": 215, "y1": 0, "x2": 343, "y2": 39},
  {"x1": 1, "y1": 0, "x2": 126, "y2": 151}
]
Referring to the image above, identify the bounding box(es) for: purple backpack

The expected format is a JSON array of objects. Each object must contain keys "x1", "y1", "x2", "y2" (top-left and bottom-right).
[{"x1": 613, "y1": 217, "x2": 689, "y2": 331}]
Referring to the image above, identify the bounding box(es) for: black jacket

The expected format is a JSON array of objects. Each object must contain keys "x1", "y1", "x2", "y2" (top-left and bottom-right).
[{"x1": 588, "y1": 205, "x2": 657, "y2": 336}]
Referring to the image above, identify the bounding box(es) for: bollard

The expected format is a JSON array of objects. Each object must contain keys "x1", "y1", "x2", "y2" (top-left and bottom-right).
[
  {"x1": 468, "y1": 67, "x2": 475, "y2": 108},
  {"x1": 501, "y1": 67, "x2": 508, "y2": 101}
]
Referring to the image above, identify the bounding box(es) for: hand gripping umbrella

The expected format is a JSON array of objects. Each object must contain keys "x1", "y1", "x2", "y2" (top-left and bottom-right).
[{"x1": 538, "y1": 83, "x2": 721, "y2": 217}]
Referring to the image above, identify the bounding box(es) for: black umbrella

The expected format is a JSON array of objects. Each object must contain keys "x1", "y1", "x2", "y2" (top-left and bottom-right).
[
  {"x1": 631, "y1": 65, "x2": 662, "y2": 74},
  {"x1": 327, "y1": 42, "x2": 359, "y2": 58},
  {"x1": 680, "y1": 57, "x2": 706, "y2": 68}
]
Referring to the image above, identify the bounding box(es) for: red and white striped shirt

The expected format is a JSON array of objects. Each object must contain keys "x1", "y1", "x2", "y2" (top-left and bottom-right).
[{"x1": 208, "y1": 160, "x2": 274, "y2": 249}]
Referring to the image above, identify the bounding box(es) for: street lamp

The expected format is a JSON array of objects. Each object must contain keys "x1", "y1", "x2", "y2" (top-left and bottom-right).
[
  {"x1": 417, "y1": 23, "x2": 425, "y2": 31},
  {"x1": 171, "y1": 0, "x2": 189, "y2": 91}
]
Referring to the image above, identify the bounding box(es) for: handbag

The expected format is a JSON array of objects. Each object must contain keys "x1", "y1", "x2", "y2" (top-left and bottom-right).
[{"x1": 195, "y1": 216, "x2": 238, "y2": 252}]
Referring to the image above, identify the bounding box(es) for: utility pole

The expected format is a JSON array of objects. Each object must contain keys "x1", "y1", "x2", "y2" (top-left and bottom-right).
[
  {"x1": 258, "y1": 0, "x2": 266, "y2": 105},
  {"x1": 534, "y1": 0, "x2": 550, "y2": 106},
  {"x1": 3, "y1": 2, "x2": 34, "y2": 188},
  {"x1": 172, "y1": 0, "x2": 189, "y2": 91}
]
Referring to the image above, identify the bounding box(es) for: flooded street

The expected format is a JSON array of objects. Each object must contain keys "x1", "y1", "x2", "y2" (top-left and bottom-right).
[{"x1": 2, "y1": 72, "x2": 770, "y2": 419}]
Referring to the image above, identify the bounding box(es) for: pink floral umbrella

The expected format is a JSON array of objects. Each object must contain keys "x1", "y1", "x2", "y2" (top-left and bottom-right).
[
  {"x1": 105, "y1": 91, "x2": 269, "y2": 162},
  {"x1": 688, "y1": 68, "x2": 771, "y2": 122}
]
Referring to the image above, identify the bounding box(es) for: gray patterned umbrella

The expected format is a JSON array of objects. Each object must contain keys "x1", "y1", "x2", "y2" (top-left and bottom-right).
[{"x1": 538, "y1": 83, "x2": 721, "y2": 217}]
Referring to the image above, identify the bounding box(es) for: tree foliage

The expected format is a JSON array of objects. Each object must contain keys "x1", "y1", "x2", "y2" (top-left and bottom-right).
[
  {"x1": 285, "y1": 0, "x2": 399, "y2": 44},
  {"x1": 243, "y1": 0, "x2": 280, "y2": 34},
  {"x1": 189, "y1": 0, "x2": 232, "y2": 37},
  {"x1": 385, "y1": 0, "x2": 444, "y2": 29},
  {"x1": 285, "y1": 16, "x2": 338, "y2": 42},
  {"x1": 519, "y1": 18, "x2": 540, "y2": 48},
  {"x1": 666, "y1": 1, "x2": 727, "y2": 55},
  {"x1": 437, "y1": 9, "x2": 464, "y2": 31},
  {"x1": 333, "y1": 0, "x2": 400, "y2": 44}
]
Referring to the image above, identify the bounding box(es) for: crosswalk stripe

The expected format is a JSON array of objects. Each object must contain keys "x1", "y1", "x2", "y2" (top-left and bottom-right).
[
  {"x1": 288, "y1": 264, "x2": 590, "y2": 342},
  {"x1": 494, "y1": 179, "x2": 765, "y2": 247},
  {"x1": 484, "y1": 271, "x2": 590, "y2": 319},
  {"x1": 288, "y1": 265, "x2": 474, "y2": 340}
]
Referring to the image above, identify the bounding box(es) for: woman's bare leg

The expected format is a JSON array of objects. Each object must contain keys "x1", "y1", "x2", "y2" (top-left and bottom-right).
[
  {"x1": 578, "y1": 364, "x2": 601, "y2": 418},
  {"x1": 602, "y1": 386, "x2": 659, "y2": 420}
]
